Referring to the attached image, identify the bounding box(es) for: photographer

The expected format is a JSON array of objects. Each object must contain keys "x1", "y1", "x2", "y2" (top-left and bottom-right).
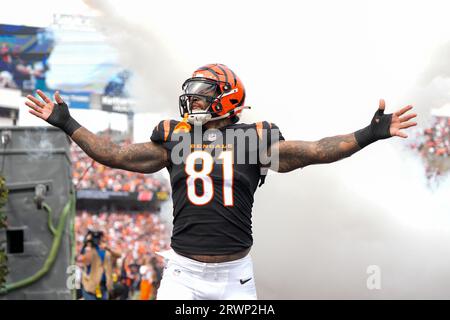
[{"x1": 79, "y1": 230, "x2": 121, "y2": 300}]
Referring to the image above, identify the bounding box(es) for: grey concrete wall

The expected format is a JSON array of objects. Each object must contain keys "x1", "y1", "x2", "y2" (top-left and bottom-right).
[{"x1": 0, "y1": 126, "x2": 74, "y2": 300}]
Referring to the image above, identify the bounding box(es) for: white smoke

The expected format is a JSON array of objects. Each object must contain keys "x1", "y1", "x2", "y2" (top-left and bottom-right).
[
  {"x1": 395, "y1": 42, "x2": 450, "y2": 128},
  {"x1": 251, "y1": 1, "x2": 450, "y2": 298}
]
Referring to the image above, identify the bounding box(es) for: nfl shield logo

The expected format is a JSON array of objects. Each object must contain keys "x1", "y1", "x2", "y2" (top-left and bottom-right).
[{"x1": 207, "y1": 133, "x2": 217, "y2": 141}]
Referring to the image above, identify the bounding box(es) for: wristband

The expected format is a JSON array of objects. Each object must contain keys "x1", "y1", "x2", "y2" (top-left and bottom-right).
[{"x1": 355, "y1": 108, "x2": 392, "y2": 148}]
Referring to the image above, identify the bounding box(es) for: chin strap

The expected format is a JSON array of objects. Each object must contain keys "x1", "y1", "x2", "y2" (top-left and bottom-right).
[
  {"x1": 187, "y1": 106, "x2": 251, "y2": 126},
  {"x1": 187, "y1": 112, "x2": 212, "y2": 126}
]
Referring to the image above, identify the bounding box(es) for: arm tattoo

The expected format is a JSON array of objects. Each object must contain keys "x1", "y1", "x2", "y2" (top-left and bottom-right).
[
  {"x1": 276, "y1": 133, "x2": 361, "y2": 172},
  {"x1": 315, "y1": 133, "x2": 360, "y2": 163},
  {"x1": 72, "y1": 127, "x2": 120, "y2": 166},
  {"x1": 71, "y1": 127, "x2": 168, "y2": 173}
]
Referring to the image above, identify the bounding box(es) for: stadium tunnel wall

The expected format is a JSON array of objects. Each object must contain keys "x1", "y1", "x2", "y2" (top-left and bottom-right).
[{"x1": 0, "y1": 126, "x2": 74, "y2": 300}]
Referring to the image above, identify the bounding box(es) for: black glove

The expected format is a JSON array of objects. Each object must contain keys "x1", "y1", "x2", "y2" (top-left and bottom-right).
[
  {"x1": 354, "y1": 107, "x2": 392, "y2": 149},
  {"x1": 47, "y1": 101, "x2": 81, "y2": 136}
]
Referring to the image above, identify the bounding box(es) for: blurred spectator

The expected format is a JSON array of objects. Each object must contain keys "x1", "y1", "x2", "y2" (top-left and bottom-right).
[
  {"x1": 0, "y1": 43, "x2": 44, "y2": 90},
  {"x1": 72, "y1": 134, "x2": 170, "y2": 299},
  {"x1": 75, "y1": 211, "x2": 170, "y2": 299},
  {"x1": 71, "y1": 141, "x2": 170, "y2": 194},
  {"x1": 0, "y1": 43, "x2": 17, "y2": 88},
  {"x1": 409, "y1": 116, "x2": 450, "y2": 158},
  {"x1": 139, "y1": 257, "x2": 156, "y2": 300},
  {"x1": 407, "y1": 115, "x2": 450, "y2": 184},
  {"x1": 78, "y1": 230, "x2": 120, "y2": 300},
  {"x1": 104, "y1": 70, "x2": 131, "y2": 97}
]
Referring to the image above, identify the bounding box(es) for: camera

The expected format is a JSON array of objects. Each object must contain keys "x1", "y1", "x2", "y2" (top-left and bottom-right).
[{"x1": 84, "y1": 230, "x2": 104, "y2": 247}]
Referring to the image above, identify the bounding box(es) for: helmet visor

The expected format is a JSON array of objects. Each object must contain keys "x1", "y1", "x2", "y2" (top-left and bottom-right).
[
  {"x1": 182, "y1": 79, "x2": 221, "y2": 98},
  {"x1": 179, "y1": 78, "x2": 223, "y2": 118}
]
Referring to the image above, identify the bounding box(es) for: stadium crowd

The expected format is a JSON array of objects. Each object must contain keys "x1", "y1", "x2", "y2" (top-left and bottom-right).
[
  {"x1": 71, "y1": 140, "x2": 171, "y2": 300},
  {"x1": 75, "y1": 211, "x2": 170, "y2": 300},
  {"x1": 71, "y1": 140, "x2": 170, "y2": 193},
  {"x1": 408, "y1": 116, "x2": 450, "y2": 158},
  {"x1": 407, "y1": 115, "x2": 450, "y2": 182}
]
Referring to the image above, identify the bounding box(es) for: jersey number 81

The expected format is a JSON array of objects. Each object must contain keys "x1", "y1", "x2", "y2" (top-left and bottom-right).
[{"x1": 185, "y1": 150, "x2": 233, "y2": 206}]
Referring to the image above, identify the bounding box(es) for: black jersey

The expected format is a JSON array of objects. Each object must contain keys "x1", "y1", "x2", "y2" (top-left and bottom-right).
[{"x1": 150, "y1": 120, "x2": 284, "y2": 255}]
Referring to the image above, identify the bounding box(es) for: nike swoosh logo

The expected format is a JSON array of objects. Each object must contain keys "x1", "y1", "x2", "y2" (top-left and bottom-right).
[{"x1": 240, "y1": 278, "x2": 252, "y2": 285}]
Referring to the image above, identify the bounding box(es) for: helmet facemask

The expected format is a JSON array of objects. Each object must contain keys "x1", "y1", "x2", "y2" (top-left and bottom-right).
[{"x1": 179, "y1": 78, "x2": 228, "y2": 125}]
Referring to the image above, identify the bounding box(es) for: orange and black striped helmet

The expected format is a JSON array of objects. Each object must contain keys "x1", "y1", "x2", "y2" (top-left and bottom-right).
[{"x1": 179, "y1": 64, "x2": 246, "y2": 124}]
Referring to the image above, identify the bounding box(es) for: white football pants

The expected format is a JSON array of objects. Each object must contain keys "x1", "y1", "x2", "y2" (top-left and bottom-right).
[{"x1": 156, "y1": 249, "x2": 257, "y2": 300}]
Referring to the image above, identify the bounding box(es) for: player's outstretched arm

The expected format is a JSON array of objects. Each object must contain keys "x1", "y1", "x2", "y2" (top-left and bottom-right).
[
  {"x1": 274, "y1": 99, "x2": 417, "y2": 172},
  {"x1": 25, "y1": 90, "x2": 169, "y2": 173}
]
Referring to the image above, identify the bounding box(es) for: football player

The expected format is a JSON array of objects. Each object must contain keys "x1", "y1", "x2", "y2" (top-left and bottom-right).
[{"x1": 25, "y1": 64, "x2": 417, "y2": 300}]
